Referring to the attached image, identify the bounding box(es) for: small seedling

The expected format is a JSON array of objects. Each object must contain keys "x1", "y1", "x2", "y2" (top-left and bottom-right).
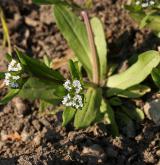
[{"x1": 0, "y1": 0, "x2": 160, "y2": 136}]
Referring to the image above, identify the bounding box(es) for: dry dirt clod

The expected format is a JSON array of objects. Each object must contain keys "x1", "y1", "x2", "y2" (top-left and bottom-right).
[
  {"x1": 21, "y1": 131, "x2": 31, "y2": 142},
  {"x1": 82, "y1": 144, "x2": 106, "y2": 159},
  {"x1": 156, "y1": 150, "x2": 160, "y2": 157},
  {"x1": 33, "y1": 133, "x2": 42, "y2": 146},
  {"x1": 32, "y1": 119, "x2": 41, "y2": 131},
  {"x1": 1, "y1": 130, "x2": 8, "y2": 141},
  {"x1": 12, "y1": 97, "x2": 28, "y2": 117},
  {"x1": 39, "y1": 118, "x2": 51, "y2": 128}
]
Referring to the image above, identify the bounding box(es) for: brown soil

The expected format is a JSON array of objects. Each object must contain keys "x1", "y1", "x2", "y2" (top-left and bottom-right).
[{"x1": 0, "y1": 0, "x2": 160, "y2": 164}]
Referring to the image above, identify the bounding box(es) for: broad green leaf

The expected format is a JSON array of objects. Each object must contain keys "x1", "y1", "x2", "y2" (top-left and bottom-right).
[
  {"x1": 62, "y1": 107, "x2": 76, "y2": 126},
  {"x1": 151, "y1": 68, "x2": 160, "y2": 88},
  {"x1": 129, "y1": 11, "x2": 160, "y2": 35},
  {"x1": 121, "y1": 106, "x2": 144, "y2": 122},
  {"x1": 107, "y1": 85, "x2": 151, "y2": 98},
  {"x1": 109, "y1": 97, "x2": 122, "y2": 106},
  {"x1": 100, "y1": 99, "x2": 119, "y2": 136},
  {"x1": 142, "y1": 13, "x2": 160, "y2": 35},
  {"x1": 68, "y1": 60, "x2": 80, "y2": 80},
  {"x1": 107, "y1": 51, "x2": 160, "y2": 90},
  {"x1": 0, "y1": 72, "x2": 5, "y2": 79},
  {"x1": 16, "y1": 50, "x2": 64, "y2": 81},
  {"x1": 74, "y1": 87, "x2": 102, "y2": 129},
  {"x1": 116, "y1": 111, "x2": 135, "y2": 137},
  {"x1": 0, "y1": 89, "x2": 20, "y2": 105},
  {"x1": 19, "y1": 77, "x2": 66, "y2": 104},
  {"x1": 53, "y1": 5, "x2": 92, "y2": 79},
  {"x1": 91, "y1": 17, "x2": 107, "y2": 83}
]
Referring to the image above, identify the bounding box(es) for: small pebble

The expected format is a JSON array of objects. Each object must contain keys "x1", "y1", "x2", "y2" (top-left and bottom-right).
[
  {"x1": 21, "y1": 131, "x2": 31, "y2": 142},
  {"x1": 32, "y1": 120, "x2": 41, "y2": 131},
  {"x1": 12, "y1": 97, "x2": 28, "y2": 117},
  {"x1": 33, "y1": 133, "x2": 42, "y2": 146},
  {"x1": 156, "y1": 150, "x2": 160, "y2": 157}
]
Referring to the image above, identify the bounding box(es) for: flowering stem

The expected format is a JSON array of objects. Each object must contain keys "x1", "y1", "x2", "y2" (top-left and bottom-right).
[{"x1": 81, "y1": 11, "x2": 99, "y2": 85}]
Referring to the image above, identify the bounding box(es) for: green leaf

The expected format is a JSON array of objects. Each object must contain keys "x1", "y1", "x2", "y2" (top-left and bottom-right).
[
  {"x1": 116, "y1": 111, "x2": 135, "y2": 137},
  {"x1": 0, "y1": 72, "x2": 5, "y2": 79},
  {"x1": 43, "y1": 55, "x2": 52, "y2": 68},
  {"x1": 53, "y1": 5, "x2": 92, "y2": 79},
  {"x1": 91, "y1": 17, "x2": 107, "y2": 83},
  {"x1": 151, "y1": 68, "x2": 160, "y2": 88},
  {"x1": 141, "y1": 13, "x2": 160, "y2": 34},
  {"x1": 109, "y1": 97, "x2": 122, "y2": 106},
  {"x1": 62, "y1": 107, "x2": 76, "y2": 126},
  {"x1": 19, "y1": 77, "x2": 66, "y2": 104},
  {"x1": 84, "y1": 0, "x2": 93, "y2": 8},
  {"x1": 39, "y1": 100, "x2": 53, "y2": 112},
  {"x1": 74, "y1": 87, "x2": 102, "y2": 129},
  {"x1": 139, "y1": 12, "x2": 152, "y2": 28},
  {"x1": 107, "y1": 51, "x2": 160, "y2": 90},
  {"x1": 107, "y1": 85, "x2": 151, "y2": 98},
  {"x1": 68, "y1": 60, "x2": 80, "y2": 80},
  {"x1": 16, "y1": 50, "x2": 64, "y2": 81},
  {"x1": 121, "y1": 105, "x2": 144, "y2": 122},
  {"x1": 5, "y1": 53, "x2": 12, "y2": 62},
  {"x1": 100, "y1": 99, "x2": 119, "y2": 136},
  {"x1": 0, "y1": 89, "x2": 20, "y2": 105},
  {"x1": 128, "y1": 10, "x2": 160, "y2": 35}
]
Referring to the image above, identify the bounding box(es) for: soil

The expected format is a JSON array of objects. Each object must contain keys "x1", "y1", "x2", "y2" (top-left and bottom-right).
[{"x1": 0, "y1": 0, "x2": 160, "y2": 164}]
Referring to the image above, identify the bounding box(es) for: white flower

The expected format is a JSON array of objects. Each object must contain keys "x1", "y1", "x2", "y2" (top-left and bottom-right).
[
  {"x1": 62, "y1": 93, "x2": 83, "y2": 109},
  {"x1": 149, "y1": 0, "x2": 155, "y2": 5},
  {"x1": 62, "y1": 94, "x2": 71, "y2": 105},
  {"x1": 63, "y1": 79, "x2": 82, "y2": 94},
  {"x1": 63, "y1": 80, "x2": 72, "y2": 91},
  {"x1": 135, "y1": 0, "x2": 141, "y2": 5},
  {"x1": 4, "y1": 59, "x2": 22, "y2": 88},
  {"x1": 8, "y1": 59, "x2": 22, "y2": 72},
  {"x1": 73, "y1": 80, "x2": 82, "y2": 94},
  {"x1": 5, "y1": 73, "x2": 11, "y2": 79},
  {"x1": 12, "y1": 75, "x2": 20, "y2": 80},
  {"x1": 4, "y1": 79, "x2": 10, "y2": 86},
  {"x1": 142, "y1": 3, "x2": 148, "y2": 7},
  {"x1": 135, "y1": 0, "x2": 155, "y2": 7},
  {"x1": 62, "y1": 80, "x2": 83, "y2": 109},
  {"x1": 73, "y1": 94, "x2": 83, "y2": 109},
  {"x1": 10, "y1": 59, "x2": 16, "y2": 67}
]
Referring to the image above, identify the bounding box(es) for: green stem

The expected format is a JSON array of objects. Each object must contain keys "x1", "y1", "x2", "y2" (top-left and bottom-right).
[
  {"x1": 81, "y1": 11, "x2": 99, "y2": 85},
  {"x1": 0, "y1": 7, "x2": 11, "y2": 54}
]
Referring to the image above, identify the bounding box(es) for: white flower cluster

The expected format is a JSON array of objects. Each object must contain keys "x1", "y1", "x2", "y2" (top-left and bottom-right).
[
  {"x1": 62, "y1": 80, "x2": 83, "y2": 109},
  {"x1": 4, "y1": 59, "x2": 22, "y2": 88},
  {"x1": 135, "y1": 0, "x2": 155, "y2": 7}
]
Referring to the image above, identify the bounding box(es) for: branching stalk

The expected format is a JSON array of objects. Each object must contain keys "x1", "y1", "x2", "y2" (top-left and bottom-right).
[{"x1": 81, "y1": 11, "x2": 99, "y2": 84}]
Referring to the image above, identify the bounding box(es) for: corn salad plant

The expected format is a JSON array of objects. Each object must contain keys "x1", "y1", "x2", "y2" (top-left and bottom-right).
[
  {"x1": 125, "y1": 0, "x2": 160, "y2": 37},
  {"x1": 0, "y1": 0, "x2": 160, "y2": 136}
]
